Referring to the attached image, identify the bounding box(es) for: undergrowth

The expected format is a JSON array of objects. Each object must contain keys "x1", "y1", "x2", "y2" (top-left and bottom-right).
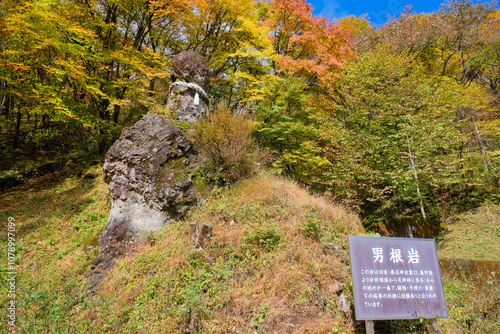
[
  {"x1": 192, "y1": 104, "x2": 259, "y2": 186},
  {"x1": 436, "y1": 203, "x2": 500, "y2": 332},
  {"x1": 0, "y1": 165, "x2": 109, "y2": 332},
  {"x1": 0, "y1": 165, "x2": 498, "y2": 333},
  {"x1": 438, "y1": 203, "x2": 500, "y2": 261},
  {"x1": 97, "y1": 171, "x2": 363, "y2": 333}
]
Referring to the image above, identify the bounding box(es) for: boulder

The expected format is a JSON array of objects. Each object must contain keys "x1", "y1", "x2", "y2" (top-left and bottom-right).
[
  {"x1": 172, "y1": 50, "x2": 210, "y2": 90},
  {"x1": 168, "y1": 51, "x2": 210, "y2": 124},
  {"x1": 90, "y1": 114, "x2": 205, "y2": 276}
]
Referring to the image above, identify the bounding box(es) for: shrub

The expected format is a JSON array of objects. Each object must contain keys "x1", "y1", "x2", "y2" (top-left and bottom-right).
[
  {"x1": 243, "y1": 227, "x2": 282, "y2": 251},
  {"x1": 193, "y1": 104, "x2": 258, "y2": 185},
  {"x1": 299, "y1": 215, "x2": 324, "y2": 241},
  {"x1": 24, "y1": 128, "x2": 59, "y2": 149}
]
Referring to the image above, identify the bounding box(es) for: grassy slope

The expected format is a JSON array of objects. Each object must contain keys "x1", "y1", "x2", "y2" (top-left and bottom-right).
[
  {"x1": 1, "y1": 165, "x2": 498, "y2": 333},
  {"x1": 99, "y1": 172, "x2": 365, "y2": 333},
  {"x1": 0, "y1": 165, "x2": 108, "y2": 333},
  {"x1": 1, "y1": 168, "x2": 363, "y2": 333},
  {"x1": 438, "y1": 204, "x2": 500, "y2": 261},
  {"x1": 436, "y1": 204, "x2": 500, "y2": 333}
]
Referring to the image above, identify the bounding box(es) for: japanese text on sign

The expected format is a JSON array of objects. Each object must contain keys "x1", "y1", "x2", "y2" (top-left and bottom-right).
[
  {"x1": 348, "y1": 236, "x2": 448, "y2": 320},
  {"x1": 372, "y1": 247, "x2": 420, "y2": 264}
]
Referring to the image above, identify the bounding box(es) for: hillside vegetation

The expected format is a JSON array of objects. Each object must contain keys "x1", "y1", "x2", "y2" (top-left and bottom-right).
[
  {"x1": 439, "y1": 204, "x2": 500, "y2": 261},
  {"x1": 1, "y1": 164, "x2": 498, "y2": 333},
  {"x1": 0, "y1": 167, "x2": 364, "y2": 333},
  {"x1": 1, "y1": 0, "x2": 500, "y2": 332},
  {"x1": 2, "y1": 0, "x2": 500, "y2": 224}
]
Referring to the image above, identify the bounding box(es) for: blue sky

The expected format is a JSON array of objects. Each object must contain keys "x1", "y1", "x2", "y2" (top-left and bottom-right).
[{"x1": 308, "y1": 0, "x2": 446, "y2": 25}]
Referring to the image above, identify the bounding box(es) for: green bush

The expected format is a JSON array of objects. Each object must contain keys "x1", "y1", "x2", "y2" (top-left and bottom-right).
[
  {"x1": 299, "y1": 215, "x2": 324, "y2": 241},
  {"x1": 24, "y1": 128, "x2": 59, "y2": 149},
  {"x1": 243, "y1": 227, "x2": 282, "y2": 251}
]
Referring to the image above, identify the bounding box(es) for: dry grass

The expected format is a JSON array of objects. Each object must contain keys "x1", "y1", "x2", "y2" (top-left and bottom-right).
[
  {"x1": 1, "y1": 162, "x2": 497, "y2": 333},
  {"x1": 193, "y1": 104, "x2": 258, "y2": 184},
  {"x1": 91, "y1": 171, "x2": 363, "y2": 333}
]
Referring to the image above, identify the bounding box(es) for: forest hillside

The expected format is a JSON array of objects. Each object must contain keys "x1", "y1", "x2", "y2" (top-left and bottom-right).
[
  {"x1": 0, "y1": 165, "x2": 498, "y2": 332},
  {"x1": 1, "y1": 0, "x2": 499, "y2": 332}
]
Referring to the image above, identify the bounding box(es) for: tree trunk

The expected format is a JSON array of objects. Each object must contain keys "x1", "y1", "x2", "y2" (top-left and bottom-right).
[
  {"x1": 10, "y1": 97, "x2": 17, "y2": 135},
  {"x1": 0, "y1": 94, "x2": 6, "y2": 118},
  {"x1": 149, "y1": 78, "x2": 155, "y2": 97},
  {"x1": 6, "y1": 95, "x2": 13, "y2": 133},
  {"x1": 471, "y1": 113, "x2": 490, "y2": 171},
  {"x1": 42, "y1": 114, "x2": 49, "y2": 128},
  {"x1": 112, "y1": 88, "x2": 126, "y2": 124},
  {"x1": 112, "y1": 104, "x2": 120, "y2": 124},
  {"x1": 13, "y1": 111, "x2": 22, "y2": 149},
  {"x1": 407, "y1": 136, "x2": 426, "y2": 220}
]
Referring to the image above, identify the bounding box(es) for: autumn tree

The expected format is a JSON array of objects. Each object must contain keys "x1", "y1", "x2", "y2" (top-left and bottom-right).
[
  {"x1": 0, "y1": 0, "x2": 175, "y2": 152},
  {"x1": 325, "y1": 51, "x2": 477, "y2": 222},
  {"x1": 153, "y1": 0, "x2": 276, "y2": 107},
  {"x1": 363, "y1": 0, "x2": 500, "y2": 193},
  {"x1": 336, "y1": 14, "x2": 373, "y2": 52},
  {"x1": 254, "y1": 0, "x2": 356, "y2": 185},
  {"x1": 368, "y1": 1, "x2": 498, "y2": 81},
  {"x1": 260, "y1": 0, "x2": 355, "y2": 97}
]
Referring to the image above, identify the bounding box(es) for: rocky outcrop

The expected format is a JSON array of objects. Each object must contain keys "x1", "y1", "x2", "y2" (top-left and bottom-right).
[
  {"x1": 172, "y1": 50, "x2": 210, "y2": 90},
  {"x1": 168, "y1": 51, "x2": 210, "y2": 123},
  {"x1": 90, "y1": 114, "x2": 205, "y2": 277},
  {"x1": 89, "y1": 52, "x2": 212, "y2": 289}
]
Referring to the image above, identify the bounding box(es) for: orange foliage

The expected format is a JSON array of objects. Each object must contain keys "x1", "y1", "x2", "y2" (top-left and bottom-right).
[{"x1": 262, "y1": 0, "x2": 356, "y2": 92}]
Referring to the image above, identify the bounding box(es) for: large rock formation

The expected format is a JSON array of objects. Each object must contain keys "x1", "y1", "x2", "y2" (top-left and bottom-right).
[
  {"x1": 168, "y1": 51, "x2": 210, "y2": 123},
  {"x1": 172, "y1": 51, "x2": 210, "y2": 90},
  {"x1": 90, "y1": 114, "x2": 205, "y2": 275},
  {"x1": 89, "y1": 52, "x2": 211, "y2": 288}
]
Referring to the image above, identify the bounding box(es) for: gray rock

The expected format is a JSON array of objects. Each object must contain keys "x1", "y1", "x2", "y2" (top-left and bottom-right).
[
  {"x1": 91, "y1": 114, "x2": 206, "y2": 276},
  {"x1": 172, "y1": 50, "x2": 210, "y2": 90},
  {"x1": 89, "y1": 53, "x2": 212, "y2": 283},
  {"x1": 168, "y1": 51, "x2": 210, "y2": 124},
  {"x1": 338, "y1": 293, "x2": 350, "y2": 312},
  {"x1": 168, "y1": 84, "x2": 209, "y2": 123}
]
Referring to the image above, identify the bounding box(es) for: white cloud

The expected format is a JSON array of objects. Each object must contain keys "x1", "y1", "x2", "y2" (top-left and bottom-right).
[{"x1": 312, "y1": 0, "x2": 350, "y2": 22}]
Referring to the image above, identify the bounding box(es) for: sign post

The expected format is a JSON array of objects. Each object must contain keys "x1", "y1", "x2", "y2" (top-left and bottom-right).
[
  {"x1": 348, "y1": 236, "x2": 448, "y2": 332},
  {"x1": 365, "y1": 320, "x2": 374, "y2": 334}
]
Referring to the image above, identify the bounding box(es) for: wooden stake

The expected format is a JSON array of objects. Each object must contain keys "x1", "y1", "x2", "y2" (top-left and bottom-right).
[{"x1": 190, "y1": 221, "x2": 201, "y2": 250}]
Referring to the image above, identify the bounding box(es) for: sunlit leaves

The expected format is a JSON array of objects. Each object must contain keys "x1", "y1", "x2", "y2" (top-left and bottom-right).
[
  {"x1": 327, "y1": 51, "x2": 471, "y2": 219},
  {"x1": 0, "y1": 0, "x2": 170, "y2": 127},
  {"x1": 261, "y1": 0, "x2": 356, "y2": 93}
]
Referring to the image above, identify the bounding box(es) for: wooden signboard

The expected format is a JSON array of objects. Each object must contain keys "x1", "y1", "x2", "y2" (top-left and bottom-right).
[{"x1": 348, "y1": 236, "x2": 448, "y2": 321}]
